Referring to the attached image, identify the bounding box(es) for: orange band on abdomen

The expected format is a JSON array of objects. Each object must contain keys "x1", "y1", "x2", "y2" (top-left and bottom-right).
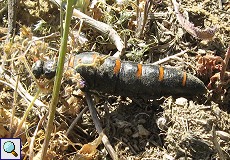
[
  {"x1": 114, "y1": 59, "x2": 121, "y2": 74},
  {"x1": 136, "y1": 64, "x2": 142, "y2": 78},
  {"x1": 182, "y1": 71, "x2": 187, "y2": 86},
  {"x1": 158, "y1": 66, "x2": 164, "y2": 81}
]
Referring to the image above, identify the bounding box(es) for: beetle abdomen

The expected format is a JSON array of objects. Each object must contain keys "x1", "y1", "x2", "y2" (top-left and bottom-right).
[{"x1": 73, "y1": 52, "x2": 206, "y2": 98}]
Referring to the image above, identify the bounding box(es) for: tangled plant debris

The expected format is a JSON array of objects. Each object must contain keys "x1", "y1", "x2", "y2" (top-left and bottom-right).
[{"x1": 172, "y1": 0, "x2": 217, "y2": 40}]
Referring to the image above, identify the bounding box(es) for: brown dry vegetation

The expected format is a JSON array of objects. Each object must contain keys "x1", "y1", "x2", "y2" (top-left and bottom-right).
[{"x1": 0, "y1": 0, "x2": 229, "y2": 159}]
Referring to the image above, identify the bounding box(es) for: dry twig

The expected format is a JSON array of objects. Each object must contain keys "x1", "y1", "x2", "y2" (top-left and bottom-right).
[
  {"x1": 52, "y1": 0, "x2": 125, "y2": 58},
  {"x1": 66, "y1": 106, "x2": 89, "y2": 136},
  {"x1": 10, "y1": 75, "x2": 19, "y2": 136},
  {"x1": 7, "y1": 0, "x2": 17, "y2": 40},
  {"x1": 136, "y1": 0, "x2": 152, "y2": 38},
  {"x1": 85, "y1": 92, "x2": 118, "y2": 160},
  {"x1": 136, "y1": 0, "x2": 162, "y2": 38},
  {"x1": 152, "y1": 49, "x2": 189, "y2": 65},
  {"x1": 211, "y1": 125, "x2": 226, "y2": 159},
  {"x1": 29, "y1": 114, "x2": 47, "y2": 160},
  {"x1": 220, "y1": 45, "x2": 230, "y2": 82},
  {"x1": 1, "y1": 73, "x2": 46, "y2": 108}
]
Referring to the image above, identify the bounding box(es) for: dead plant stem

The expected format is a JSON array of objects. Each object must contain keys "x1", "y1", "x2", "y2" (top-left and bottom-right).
[
  {"x1": 10, "y1": 75, "x2": 19, "y2": 136},
  {"x1": 220, "y1": 45, "x2": 230, "y2": 82},
  {"x1": 14, "y1": 89, "x2": 41, "y2": 138},
  {"x1": 85, "y1": 92, "x2": 118, "y2": 160},
  {"x1": 66, "y1": 106, "x2": 89, "y2": 136}
]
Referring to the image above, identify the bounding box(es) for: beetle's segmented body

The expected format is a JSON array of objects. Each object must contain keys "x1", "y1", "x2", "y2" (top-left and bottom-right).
[{"x1": 69, "y1": 52, "x2": 206, "y2": 98}]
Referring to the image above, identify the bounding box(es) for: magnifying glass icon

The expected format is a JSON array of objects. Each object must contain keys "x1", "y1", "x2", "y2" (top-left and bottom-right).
[{"x1": 3, "y1": 141, "x2": 18, "y2": 157}]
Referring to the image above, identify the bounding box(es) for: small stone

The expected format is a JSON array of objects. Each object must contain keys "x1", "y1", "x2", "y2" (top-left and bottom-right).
[{"x1": 175, "y1": 97, "x2": 188, "y2": 106}]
